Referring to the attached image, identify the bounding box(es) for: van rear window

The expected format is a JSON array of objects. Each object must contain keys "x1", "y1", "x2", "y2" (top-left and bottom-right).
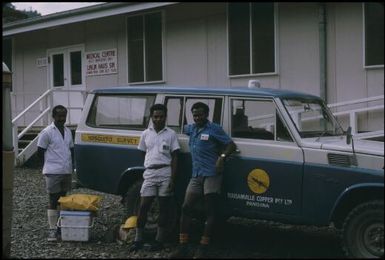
[{"x1": 86, "y1": 94, "x2": 155, "y2": 130}]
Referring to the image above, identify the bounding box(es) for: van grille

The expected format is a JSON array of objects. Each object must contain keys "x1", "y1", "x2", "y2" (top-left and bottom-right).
[{"x1": 327, "y1": 153, "x2": 357, "y2": 167}]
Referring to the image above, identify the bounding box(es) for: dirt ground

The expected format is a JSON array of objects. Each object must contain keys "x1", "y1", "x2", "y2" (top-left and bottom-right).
[
  {"x1": 10, "y1": 166, "x2": 346, "y2": 258},
  {"x1": 186, "y1": 217, "x2": 346, "y2": 258}
]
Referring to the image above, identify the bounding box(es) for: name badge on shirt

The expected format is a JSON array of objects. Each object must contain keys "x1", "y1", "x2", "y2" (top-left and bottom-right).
[
  {"x1": 200, "y1": 134, "x2": 209, "y2": 141},
  {"x1": 160, "y1": 140, "x2": 170, "y2": 154}
]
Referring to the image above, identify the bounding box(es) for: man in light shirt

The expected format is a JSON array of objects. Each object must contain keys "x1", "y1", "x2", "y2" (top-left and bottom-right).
[
  {"x1": 129, "y1": 103, "x2": 180, "y2": 252},
  {"x1": 37, "y1": 105, "x2": 74, "y2": 241}
]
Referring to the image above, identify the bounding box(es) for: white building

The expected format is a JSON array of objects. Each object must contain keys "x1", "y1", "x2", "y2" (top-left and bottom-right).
[{"x1": 2, "y1": 2, "x2": 384, "y2": 163}]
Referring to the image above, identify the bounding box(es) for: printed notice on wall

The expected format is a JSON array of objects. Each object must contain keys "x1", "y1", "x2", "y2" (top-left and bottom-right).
[
  {"x1": 86, "y1": 49, "x2": 118, "y2": 76},
  {"x1": 36, "y1": 57, "x2": 48, "y2": 67}
]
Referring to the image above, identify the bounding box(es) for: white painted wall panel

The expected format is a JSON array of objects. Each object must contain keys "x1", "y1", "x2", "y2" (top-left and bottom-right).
[
  {"x1": 206, "y1": 14, "x2": 229, "y2": 88},
  {"x1": 12, "y1": 31, "x2": 50, "y2": 125},
  {"x1": 166, "y1": 18, "x2": 208, "y2": 86},
  {"x1": 278, "y1": 3, "x2": 320, "y2": 95},
  {"x1": 333, "y1": 3, "x2": 366, "y2": 103},
  {"x1": 85, "y1": 16, "x2": 123, "y2": 89}
]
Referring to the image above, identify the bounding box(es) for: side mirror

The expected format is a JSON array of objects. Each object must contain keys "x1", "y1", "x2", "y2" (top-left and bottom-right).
[{"x1": 346, "y1": 126, "x2": 352, "y2": 145}]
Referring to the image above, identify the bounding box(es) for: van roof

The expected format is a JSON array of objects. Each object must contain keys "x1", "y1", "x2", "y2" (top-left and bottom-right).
[{"x1": 91, "y1": 86, "x2": 322, "y2": 100}]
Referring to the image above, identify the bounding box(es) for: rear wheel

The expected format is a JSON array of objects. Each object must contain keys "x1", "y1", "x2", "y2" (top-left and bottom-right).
[{"x1": 342, "y1": 200, "x2": 384, "y2": 258}]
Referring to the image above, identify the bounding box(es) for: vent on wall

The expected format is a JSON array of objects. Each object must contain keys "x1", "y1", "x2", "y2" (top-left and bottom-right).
[{"x1": 327, "y1": 153, "x2": 357, "y2": 167}]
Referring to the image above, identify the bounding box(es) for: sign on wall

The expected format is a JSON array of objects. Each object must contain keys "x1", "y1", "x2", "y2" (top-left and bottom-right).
[
  {"x1": 86, "y1": 49, "x2": 118, "y2": 76},
  {"x1": 36, "y1": 57, "x2": 48, "y2": 67}
]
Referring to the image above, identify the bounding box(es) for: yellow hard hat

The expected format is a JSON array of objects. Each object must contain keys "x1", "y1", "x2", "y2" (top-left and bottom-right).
[{"x1": 122, "y1": 215, "x2": 137, "y2": 229}]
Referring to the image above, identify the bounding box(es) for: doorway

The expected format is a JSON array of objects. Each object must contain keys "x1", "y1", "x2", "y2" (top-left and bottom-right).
[{"x1": 47, "y1": 45, "x2": 85, "y2": 125}]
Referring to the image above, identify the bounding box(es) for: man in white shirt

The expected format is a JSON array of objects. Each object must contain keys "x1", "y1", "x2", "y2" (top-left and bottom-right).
[
  {"x1": 130, "y1": 103, "x2": 180, "y2": 252},
  {"x1": 37, "y1": 105, "x2": 74, "y2": 241}
]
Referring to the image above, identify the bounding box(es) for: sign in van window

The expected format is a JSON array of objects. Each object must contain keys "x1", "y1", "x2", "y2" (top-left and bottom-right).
[{"x1": 86, "y1": 49, "x2": 118, "y2": 76}]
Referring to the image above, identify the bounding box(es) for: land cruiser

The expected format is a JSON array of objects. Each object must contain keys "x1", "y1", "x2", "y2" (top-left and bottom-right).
[{"x1": 74, "y1": 85, "x2": 383, "y2": 258}]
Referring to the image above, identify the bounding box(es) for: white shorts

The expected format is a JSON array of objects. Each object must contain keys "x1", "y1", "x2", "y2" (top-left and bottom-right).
[{"x1": 140, "y1": 178, "x2": 173, "y2": 197}]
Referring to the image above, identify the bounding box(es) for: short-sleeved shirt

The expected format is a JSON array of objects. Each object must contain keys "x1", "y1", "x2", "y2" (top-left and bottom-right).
[
  {"x1": 138, "y1": 126, "x2": 180, "y2": 180},
  {"x1": 37, "y1": 122, "x2": 74, "y2": 175},
  {"x1": 184, "y1": 121, "x2": 232, "y2": 177}
]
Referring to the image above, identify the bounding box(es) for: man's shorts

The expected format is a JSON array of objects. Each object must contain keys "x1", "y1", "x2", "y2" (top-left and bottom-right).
[
  {"x1": 140, "y1": 178, "x2": 173, "y2": 197},
  {"x1": 44, "y1": 174, "x2": 72, "y2": 194},
  {"x1": 186, "y1": 175, "x2": 223, "y2": 195}
]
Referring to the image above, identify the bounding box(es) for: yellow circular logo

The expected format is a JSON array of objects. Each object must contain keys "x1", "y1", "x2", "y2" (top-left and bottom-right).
[{"x1": 247, "y1": 169, "x2": 270, "y2": 194}]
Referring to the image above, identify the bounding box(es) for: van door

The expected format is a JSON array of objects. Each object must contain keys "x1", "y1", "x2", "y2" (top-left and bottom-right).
[{"x1": 223, "y1": 97, "x2": 304, "y2": 217}]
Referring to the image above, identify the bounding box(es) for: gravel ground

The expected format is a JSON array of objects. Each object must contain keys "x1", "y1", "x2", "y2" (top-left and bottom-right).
[{"x1": 10, "y1": 166, "x2": 346, "y2": 258}]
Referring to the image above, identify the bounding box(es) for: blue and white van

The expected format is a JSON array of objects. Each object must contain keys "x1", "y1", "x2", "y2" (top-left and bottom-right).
[{"x1": 75, "y1": 85, "x2": 383, "y2": 258}]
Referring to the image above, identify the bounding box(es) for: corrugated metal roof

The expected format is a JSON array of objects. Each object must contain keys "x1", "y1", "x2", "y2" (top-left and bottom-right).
[{"x1": 3, "y1": 2, "x2": 178, "y2": 37}]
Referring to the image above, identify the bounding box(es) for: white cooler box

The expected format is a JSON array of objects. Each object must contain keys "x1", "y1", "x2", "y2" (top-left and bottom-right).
[{"x1": 57, "y1": 210, "x2": 94, "y2": 241}]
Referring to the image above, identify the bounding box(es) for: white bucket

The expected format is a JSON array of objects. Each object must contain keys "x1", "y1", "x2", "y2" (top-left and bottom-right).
[{"x1": 57, "y1": 210, "x2": 94, "y2": 241}]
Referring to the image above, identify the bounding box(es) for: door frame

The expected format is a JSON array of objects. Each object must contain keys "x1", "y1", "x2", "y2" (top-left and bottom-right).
[
  {"x1": 47, "y1": 44, "x2": 86, "y2": 125},
  {"x1": 47, "y1": 44, "x2": 85, "y2": 90}
]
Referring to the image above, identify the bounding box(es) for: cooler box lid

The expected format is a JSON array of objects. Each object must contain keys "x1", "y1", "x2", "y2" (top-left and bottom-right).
[{"x1": 60, "y1": 210, "x2": 91, "y2": 217}]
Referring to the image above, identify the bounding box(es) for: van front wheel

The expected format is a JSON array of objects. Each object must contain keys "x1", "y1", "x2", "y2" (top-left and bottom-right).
[
  {"x1": 342, "y1": 200, "x2": 384, "y2": 258},
  {"x1": 123, "y1": 180, "x2": 143, "y2": 216}
]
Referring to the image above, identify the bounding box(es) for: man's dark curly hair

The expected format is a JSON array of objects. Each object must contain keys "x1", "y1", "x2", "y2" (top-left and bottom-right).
[
  {"x1": 52, "y1": 105, "x2": 67, "y2": 117},
  {"x1": 150, "y1": 103, "x2": 168, "y2": 116},
  {"x1": 191, "y1": 102, "x2": 209, "y2": 114}
]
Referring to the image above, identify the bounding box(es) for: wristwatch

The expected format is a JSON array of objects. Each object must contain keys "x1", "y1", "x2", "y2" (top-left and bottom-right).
[{"x1": 220, "y1": 153, "x2": 227, "y2": 159}]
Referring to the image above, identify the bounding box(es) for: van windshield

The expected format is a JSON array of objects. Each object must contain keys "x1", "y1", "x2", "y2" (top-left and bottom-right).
[{"x1": 282, "y1": 98, "x2": 344, "y2": 138}]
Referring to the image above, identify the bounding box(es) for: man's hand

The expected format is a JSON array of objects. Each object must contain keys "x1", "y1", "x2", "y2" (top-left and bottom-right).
[
  {"x1": 215, "y1": 157, "x2": 225, "y2": 174},
  {"x1": 167, "y1": 180, "x2": 175, "y2": 193}
]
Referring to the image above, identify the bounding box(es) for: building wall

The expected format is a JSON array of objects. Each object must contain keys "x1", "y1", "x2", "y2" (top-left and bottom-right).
[
  {"x1": 12, "y1": 30, "x2": 49, "y2": 125},
  {"x1": 277, "y1": 3, "x2": 320, "y2": 95},
  {"x1": 327, "y1": 3, "x2": 384, "y2": 131},
  {"x1": 84, "y1": 15, "x2": 125, "y2": 88},
  {"x1": 10, "y1": 2, "x2": 383, "y2": 131}
]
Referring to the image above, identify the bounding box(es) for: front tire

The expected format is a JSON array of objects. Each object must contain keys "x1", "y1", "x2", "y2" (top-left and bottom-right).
[{"x1": 342, "y1": 200, "x2": 384, "y2": 258}]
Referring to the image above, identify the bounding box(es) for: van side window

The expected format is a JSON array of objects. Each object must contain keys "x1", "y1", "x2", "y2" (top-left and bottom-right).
[
  {"x1": 165, "y1": 96, "x2": 183, "y2": 133},
  {"x1": 231, "y1": 99, "x2": 276, "y2": 140},
  {"x1": 185, "y1": 97, "x2": 223, "y2": 125},
  {"x1": 86, "y1": 94, "x2": 155, "y2": 130},
  {"x1": 276, "y1": 112, "x2": 293, "y2": 142}
]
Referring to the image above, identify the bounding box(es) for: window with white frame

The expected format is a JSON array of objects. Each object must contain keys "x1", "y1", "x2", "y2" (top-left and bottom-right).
[
  {"x1": 364, "y1": 2, "x2": 384, "y2": 67},
  {"x1": 127, "y1": 12, "x2": 163, "y2": 83},
  {"x1": 228, "y1": 3, "x2": 276, "y2": 76}
]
